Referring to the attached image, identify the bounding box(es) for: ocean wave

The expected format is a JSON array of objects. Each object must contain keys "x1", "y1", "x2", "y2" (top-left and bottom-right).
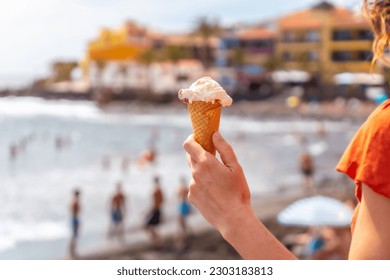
[
  {"x1": 0, "y1": 220, "x2": 68, "y2": 253},
  {"x1": 222, "y1": 118, "x2": 349, "y2": 134},
  {"x1": 0, "y1": 97, "x2": 351, "y2": 134},
  {"x1": 0, "y1": 238, "x2": 16, "y2": 252},
  {"x1": 0, "y1": 97, "x2": 100, "y2": 119},
  {"x1": 308, "y1": 141, "x2": 329, "y2": 156}
]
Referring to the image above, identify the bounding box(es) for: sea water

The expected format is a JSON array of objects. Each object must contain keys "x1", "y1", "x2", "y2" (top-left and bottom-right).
[{"x1": 0, "y1": 97, "x2": 358, "y2": 259}]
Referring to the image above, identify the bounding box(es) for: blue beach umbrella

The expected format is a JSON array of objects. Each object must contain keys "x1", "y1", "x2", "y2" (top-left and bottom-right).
[
  {"x1": 374, "y1": 93, "x2": 388, "y2": 104},
  {"x1": 277, "y1": 195, "x2": 353, "y2": 227}
]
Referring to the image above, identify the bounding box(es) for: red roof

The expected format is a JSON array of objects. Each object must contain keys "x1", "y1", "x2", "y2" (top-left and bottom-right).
[
  {"x1": 278, "y1": 7, "x2": 369, "y2": 29},
  {"x1": 238, "y1": 27, "x2": 276, "y2": 40}
]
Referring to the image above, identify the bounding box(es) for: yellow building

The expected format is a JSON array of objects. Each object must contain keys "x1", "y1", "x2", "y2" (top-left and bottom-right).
[
  {"x1": 82, "y1": 21, "x2": 163, "y2": 78},
  {"x1": 81, "y1": 20, "x2": 219, "y2": 82},
  {"x1": 276, "y1": 1, "x2": 373, "y2": 82}
]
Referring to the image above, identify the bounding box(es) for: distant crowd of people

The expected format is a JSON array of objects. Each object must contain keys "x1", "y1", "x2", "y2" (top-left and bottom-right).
[
  {"x1": 8, "y1": 133, "x2": 72, "y2": 162},
  {"x1": 68, "y1": 175, "x2": 191, "y2": 259},
  {"x1": 8, "y1": 133, "x2": 36, "y2": 161}
]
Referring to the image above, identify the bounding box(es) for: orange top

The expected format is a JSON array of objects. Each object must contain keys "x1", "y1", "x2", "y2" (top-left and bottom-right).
[{"x1": 336, "y1": 99, "x2": 390, "y2": 233}]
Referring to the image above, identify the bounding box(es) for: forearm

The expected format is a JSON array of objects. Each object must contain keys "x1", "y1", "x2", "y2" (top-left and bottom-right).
[{"x1": 221, "y1": 207, "x2": 297, "y2": 260}]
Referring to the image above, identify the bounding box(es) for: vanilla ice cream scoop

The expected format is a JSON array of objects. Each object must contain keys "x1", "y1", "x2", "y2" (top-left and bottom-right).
[{"x1": 178, "y1": 77, "x2": 233, "y2": 107}]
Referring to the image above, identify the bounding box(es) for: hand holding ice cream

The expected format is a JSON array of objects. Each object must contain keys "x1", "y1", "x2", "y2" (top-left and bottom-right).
[{"x1": 179, "y1": 77, "x2": 232, "y2": 155}]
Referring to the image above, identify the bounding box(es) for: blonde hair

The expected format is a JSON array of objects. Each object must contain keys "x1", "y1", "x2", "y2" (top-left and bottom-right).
[{"x1": 363, "y1": 0, "x2": 390, "y2": 67}]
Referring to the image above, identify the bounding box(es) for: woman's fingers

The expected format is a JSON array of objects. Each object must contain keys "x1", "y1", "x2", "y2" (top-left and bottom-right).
[
  {"x1": 183, "y1": 134, "x2": 205, "y2": 164},
  {"x1": 213, "y1": 131, "x2": 239, "y2": 170}
]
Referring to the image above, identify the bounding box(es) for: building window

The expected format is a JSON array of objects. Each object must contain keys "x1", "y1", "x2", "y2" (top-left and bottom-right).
[
  {"x1": 358, "y1": 29, "x2": 373, "y2": 40},
  {"x1": 176, "y1": 74, "x2": 189, "y2": 82},
  {"x1": 219, "y1": 40, "x2": 227, "y2": 50},
  {"x1": 220, "y1": 38, "x2": 239, "y2": 50},
  {"x1": 192, "y1": 46, "x2": 201, "y2": 60},
  {"x1": 357, "y1": 51, "x2": 373, "y2": 61},
  {"x1": 282, "y1": 52, "x2": 293, "y2": 61},
  {"x1": 306, "y1": 30, "x2": 320, "y2": 42},
  {"x1": 333, "y1": 50, "x2": 372, "y2": 62},
  {"x1": 283, "y1": 31, "x2": 295, "y2": 42},
  {"x1": 308, "y1": 51, "x2": 319, "y2": 61},
  {"x1": 226, "y1": 38, "x2": 239, "y2": 50},
  {"x1": 332, "y1": 51, "x2": 351, "y2": 61},
  {"x1": 254, "y1": 40, "x2": 272, "y2": 48},
  {"x1": 332, "y1": 30, "x2": 352, "y2": 41},
  {"x1": 215, "y1": 56, "x2": 228, "y2": 67},
  {"x1": 152, "y1": 39, "x2": 164, "y2": 49},
  {"x1": 239, "y1": 41, "x2": 247, "y2": 48},
  {"x1": 240, "y1": 39, "x2": 273, "y2": 52}
]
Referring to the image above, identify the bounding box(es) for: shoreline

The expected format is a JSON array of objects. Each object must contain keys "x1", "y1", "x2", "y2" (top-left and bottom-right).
[
  {"x1": 0, "y1": 94, "x2": 376, "y2": 123},
  {"x1": 101, "y1": 98, "x2": 376, "y2": 123}
]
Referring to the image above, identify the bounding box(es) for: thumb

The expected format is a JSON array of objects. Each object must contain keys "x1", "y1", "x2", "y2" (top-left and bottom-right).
[{"x1": 213, "y1": 131, "x2": 238, "y2": 169}]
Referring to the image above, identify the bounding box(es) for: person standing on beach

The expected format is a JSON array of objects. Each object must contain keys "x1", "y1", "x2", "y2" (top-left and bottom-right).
[
  {"x1": 316, "y1": 121, "x2": 327, "y2": 139},
  {"x1": 177, "y1": 177, "x2": 191, "y2": 242},
  {"x1": 121, "y1": 156, "x2": 130, "y2": 173},
  {"x1": 299, "y1": 150, "x2": 314, "y2": 192},
  {"x1": 108, "y1": 182, "x2": 127, "y2": 241},
  {"x1": 137, "y1": 128, "x2": 159, "y2": 169},
  {"x1": 182, "y1": 0, "x2": 390, "y2": 260},
  {"x1": 145, "y1": 176, "x2": 164, "y2": 246},
  {"x1": 9, "y1": 143, "x2": 18, "y2": 161},
  {"x1": 69, "y1": 189, "x2": 81, "y2": 259},
  {"x1": 137, "y1": 148, "x2": 156, "y2": 169}
]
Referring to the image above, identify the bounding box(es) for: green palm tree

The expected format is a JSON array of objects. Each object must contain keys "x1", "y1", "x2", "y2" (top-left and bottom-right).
[
  {"x1": 263, "y1": 56, "x2": 282, "y2": 72},
  {"x1": 50, "y1": 61, "x2": 78, "y2": 83},
  {"x1": 192, "y1": 16, "x2": 222, "y2": 68},
  {"x1": 138, "y1": 49, "x2": 156, "y2": 65},
  {"x1": 231, "y1": 48, "x2": 245, "y2": 67},
  {"x1": 164, "y1": 45, "x2": 190, "y2": 63}
]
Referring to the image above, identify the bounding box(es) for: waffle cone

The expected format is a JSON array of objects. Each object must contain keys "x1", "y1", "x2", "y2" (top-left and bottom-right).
[{"x1": 188, "y1": 101, "x2": 222, "y2": 155}]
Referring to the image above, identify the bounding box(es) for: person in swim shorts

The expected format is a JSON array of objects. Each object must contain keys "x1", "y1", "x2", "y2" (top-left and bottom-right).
[
  {"x1": 69, "y1": 189, "x2": 81, "y2": 259},
  {"x1": 108, "y1": 182, "x2": 126, "y2": 241}
]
